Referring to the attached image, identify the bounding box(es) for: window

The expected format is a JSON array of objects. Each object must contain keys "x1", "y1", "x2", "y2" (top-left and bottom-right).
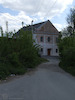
[
  {"x1": 56, "y1": 49, "x2": 58, "y2": 53},
  {"x1": 56, "y1": 37, "x2": 58, "y2": 43},
  {"x1": 48, "y1": 37, "x2": 50, "y2": 42},
  {"x1": 40, "y1": 36, "x2": 43, "y2": 42},
  {"x1": 41, "y1": 48, "x2": 43, "y2": 52},
  {"x1": 41, "y1": 27, "x2": 44, "y2": 30}
]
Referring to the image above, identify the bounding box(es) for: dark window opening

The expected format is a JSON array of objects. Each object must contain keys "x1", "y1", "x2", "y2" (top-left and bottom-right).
[
  {"x1": 41, "y1": 48, "x2": 43, "y2": 52},
  {"x1": 40, "y1": 36, "x2": 43, "y2": 42},
  {"x1": 56, "y1": 37, "x2": 58, "y2": 43},
  {"x1": 56, "y1": 49, "x2": 58, "y2": 53},
  {"x1": 48, "y1": 37, "x2": 50, "y2": 42}
]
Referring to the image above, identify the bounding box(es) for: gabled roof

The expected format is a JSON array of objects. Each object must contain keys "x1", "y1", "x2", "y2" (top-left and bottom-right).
[
  {"x1": 16, "y1": 21, "x2": 47, "y2": 35},
  {"x1": 22, "y1": 20, "x2": 46, "y2": 31},
  {"x1": 16, "y1": 20, "x2": 59, "y2": 35}
]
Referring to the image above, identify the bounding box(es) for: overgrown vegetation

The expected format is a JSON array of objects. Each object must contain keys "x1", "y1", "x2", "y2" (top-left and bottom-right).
[
  {"x1": 0, "y1": 30, "x2": 46, "y2": 80},
  {"x1": 58, "y1": 7, "x2": 75, "y2": 76},
  {"x1": 58, "y1": 36, "x2": 75, "y2": 76}
]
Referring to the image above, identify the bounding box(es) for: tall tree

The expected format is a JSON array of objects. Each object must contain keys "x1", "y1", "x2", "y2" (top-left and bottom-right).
[
  {"x1": 67, "y1": 26, "x2": 73, "y2": 36},
  {"x1": 67, "y1": 7, "x2": 75, "y2": 34}
]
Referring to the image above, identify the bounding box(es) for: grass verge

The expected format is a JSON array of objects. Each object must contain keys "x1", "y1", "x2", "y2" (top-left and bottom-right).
[{"x1": 59, "y1": 61, "x2": 75, "y2": 76}]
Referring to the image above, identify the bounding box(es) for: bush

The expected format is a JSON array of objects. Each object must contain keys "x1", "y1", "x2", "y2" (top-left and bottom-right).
[
  {"x1": 62, "y1": 47, "x2": 75, "y2": 67},
  {"x1": 0, "y1": 62, "x2": 11, "y2": 79},
  {"x1": 8, "y1": 52, "x2": 21, "y2": 67},
  {"x1": 58, "y1": 36, "x2": 75, "y2": 76},
  {"x1": 0, "y1": 30, "x2": 44, "y2": 80}
]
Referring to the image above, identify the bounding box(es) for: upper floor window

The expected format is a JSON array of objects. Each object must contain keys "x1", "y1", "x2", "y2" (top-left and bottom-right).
[
  {"x1": 48, "y1": 37, "x2": 50, "y2": 42},
  {"x1": 56, "y1": 37, "x2": 58, "y2": 43},
  {"x1": 40, "y1": 36, "x2": 43, "y2": 42}
]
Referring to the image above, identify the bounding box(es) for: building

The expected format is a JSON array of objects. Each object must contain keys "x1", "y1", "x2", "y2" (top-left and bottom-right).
[
  {"x1": 33, "y1": 20, "x2": 59, "y2": 56},
  {"x1": 16, "y1": 20, "x2": 59, "y2": 56}
]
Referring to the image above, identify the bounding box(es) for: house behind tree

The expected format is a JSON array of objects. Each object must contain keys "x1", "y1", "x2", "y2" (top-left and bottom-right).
[{"x1": 15, "y1": 20, "x2": 59, "y2": 56}]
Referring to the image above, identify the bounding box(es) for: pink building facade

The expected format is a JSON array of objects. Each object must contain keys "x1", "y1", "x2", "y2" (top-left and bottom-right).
[{"x1": 33, "y1": 20, "x2": 59, "y2": 56}]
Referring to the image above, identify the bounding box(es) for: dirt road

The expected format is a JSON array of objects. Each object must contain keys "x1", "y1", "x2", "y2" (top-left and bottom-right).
[{"x1": 0, "y1": 56, "x2": 75, "y2": 100}]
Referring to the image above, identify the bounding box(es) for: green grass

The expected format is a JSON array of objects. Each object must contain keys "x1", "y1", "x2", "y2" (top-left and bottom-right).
[{"x1": 59, "y1": 61, "x2": 75, "y2": 76}]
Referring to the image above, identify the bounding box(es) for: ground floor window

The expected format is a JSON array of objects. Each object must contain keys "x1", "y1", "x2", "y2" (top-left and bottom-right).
[
  {"x1": 41, "y1": 48, "x2": 43, "y2": 52},
  {"x1": 56, "y1": 49, "x2": 58, "y2": 53}
]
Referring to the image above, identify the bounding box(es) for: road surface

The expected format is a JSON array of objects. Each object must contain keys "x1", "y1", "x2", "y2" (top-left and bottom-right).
[{"x1": 0, "y1": 56, "x2": 75, "y2": 100}]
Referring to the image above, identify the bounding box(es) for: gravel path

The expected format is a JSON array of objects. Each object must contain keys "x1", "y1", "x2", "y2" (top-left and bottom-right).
[{"x1": 0, "y1": 56, "x2": 75, "y2": 100}]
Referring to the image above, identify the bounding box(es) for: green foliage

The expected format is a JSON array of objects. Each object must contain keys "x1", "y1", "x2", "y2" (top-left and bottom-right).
[
  {"x1": 0, "y1": 30, "x2": 43, "y2": 80},
  {"x1": 62, "y1": 8, "x2": 75, "y2": 37},
  {"x1": 58, "y1": 36, "x2": 75, "y2": 76},
  {"x1": 67, "y1": 8, "x2": 75, "y2": 35},
  {"x1": 58, "y1": 7, "x2": 75, "y2": 76}
]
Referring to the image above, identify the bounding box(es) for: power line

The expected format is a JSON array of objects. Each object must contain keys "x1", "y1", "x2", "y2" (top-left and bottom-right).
[
  {"x1": 46, "y1": 0, "x2": 57, "y2": 17},
  {"x1": 32, "y1": 0, "x2": 57, "y2": 19},
  {"x1": 36, "y1": 0, "x2": 43, "y2": 13},
  {"x1": 0, "y1": 13, "x2": 27, "y2": 29},
  {"x1": 0, "y1": 0, "x2": 57, "y2": 29}
]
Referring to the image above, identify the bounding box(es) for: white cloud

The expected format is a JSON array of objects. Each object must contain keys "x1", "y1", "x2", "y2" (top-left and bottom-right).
[
  {"x1": 0, "y1": 0, "x2": 74, "y2": 32},
  {"x1": 0, "y1": 11, "x2": 33, "y2": 33},
  {"x1": 0, "y1": 0, "x2": 73, "y2": 18},
  {"x1": 53, "y1": 23, "x2": 68, "y2": 31}
]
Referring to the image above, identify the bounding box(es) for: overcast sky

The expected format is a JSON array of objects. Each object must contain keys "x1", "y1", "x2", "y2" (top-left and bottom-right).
[{"x1": 0, "y1": 0, "x2": 75, "y2": 33}]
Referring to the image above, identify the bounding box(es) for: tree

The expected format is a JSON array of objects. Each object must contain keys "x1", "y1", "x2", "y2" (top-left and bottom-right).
[
  {"x1": 61, "y1": 28, "x2": 69, "y2": 37},
  {"x1": 67, "y1": 26, "x2": 73, "y2": 36},
  {"x1": 67, "y1": 7, "x2": 75, "y2": 34},
  {"x1": 58, "y1": 7, "x2": 75, "y2": 76}
]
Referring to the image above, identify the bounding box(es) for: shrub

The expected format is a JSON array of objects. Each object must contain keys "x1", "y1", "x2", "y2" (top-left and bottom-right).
[
  {"x1": 58, "y1": 36, "x2": 75, "y2": 76},
  {"x1": 0, "y1": 30, "x2": 44, "y2": 79}
]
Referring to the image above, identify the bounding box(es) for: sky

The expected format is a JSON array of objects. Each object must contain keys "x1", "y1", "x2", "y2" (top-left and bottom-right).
[{"x1": 0, "y1": 0, "x2": 75, "y2": 33}]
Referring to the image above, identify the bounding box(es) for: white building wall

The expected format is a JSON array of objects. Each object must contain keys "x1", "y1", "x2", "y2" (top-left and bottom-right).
[
  {"x1": 33, "y1": 33, "x2": 59, "y2": 56},
  {"x1": 33, "y1": 34, "x2": 37, "y2": 44}
]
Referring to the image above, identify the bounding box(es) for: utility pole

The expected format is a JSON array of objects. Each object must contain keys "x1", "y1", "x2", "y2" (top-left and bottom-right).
[
  {"x1": 22, "y1": 21, "x2": 24, "y2": 28},
  {"x1": 31, "y1": 20, "x2": 33, "y2": 34},
  {"x1": 0, "y1": 26, "x2": 3, "y2": 36},
  {"x1": 14, "y1": 29, "x2": 16, "y2": 33},
  {"x1": 6, "y1": 21, "x2": 8, "y2": 33}
]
